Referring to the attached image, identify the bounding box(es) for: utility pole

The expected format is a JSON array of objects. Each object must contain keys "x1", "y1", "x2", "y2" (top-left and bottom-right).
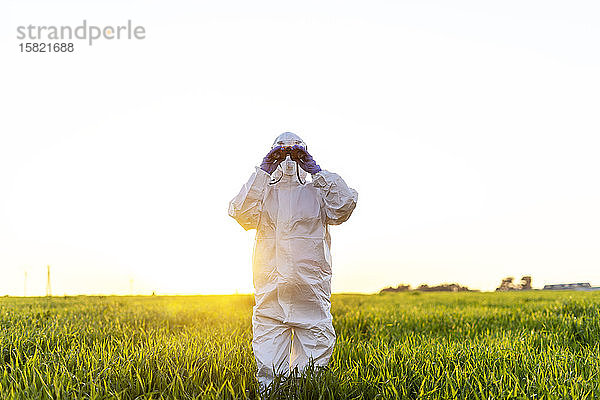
[{"x1": 46, "y1": 265, "x2": 52, "y2": 297}]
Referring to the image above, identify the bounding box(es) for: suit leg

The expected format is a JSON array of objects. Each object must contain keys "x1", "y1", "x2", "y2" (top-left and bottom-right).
[
  {"x1": 290, "y1": 320, "x2": 336, "y2": 371},
  {"x1": 252, "y1": 314, "x2": 293, "y2": 389}
]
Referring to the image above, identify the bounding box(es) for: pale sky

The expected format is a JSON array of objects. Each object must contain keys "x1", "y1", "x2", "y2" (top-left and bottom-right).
[{"x1": 1, "y1": 0, "x2": 599, "y2": 295}]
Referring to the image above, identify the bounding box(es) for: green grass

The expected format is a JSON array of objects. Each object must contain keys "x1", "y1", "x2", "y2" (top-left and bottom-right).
[{"x1": 1, "y1": 291, "x2": 600, "y2": 399}]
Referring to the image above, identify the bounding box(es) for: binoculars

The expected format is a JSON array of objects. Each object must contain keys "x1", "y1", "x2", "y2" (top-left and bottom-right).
[{"x1": 278, "y1": 146, "x2": 305, "y2": 160}]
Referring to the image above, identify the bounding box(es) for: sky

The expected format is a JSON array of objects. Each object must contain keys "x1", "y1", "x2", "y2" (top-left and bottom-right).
[{"x1": 1, "y1": 0, "x2": 599, "y2": 295}]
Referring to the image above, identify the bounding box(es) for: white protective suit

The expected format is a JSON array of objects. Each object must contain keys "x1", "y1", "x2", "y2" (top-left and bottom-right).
[{"x1": 228, "y1": 132, "x2": 358, "y2": 388}]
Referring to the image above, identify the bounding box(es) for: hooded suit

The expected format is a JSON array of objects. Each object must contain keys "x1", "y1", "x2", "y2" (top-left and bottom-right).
[{"x1": 228, "y1": 133, "x2": 357, "y2": 388}]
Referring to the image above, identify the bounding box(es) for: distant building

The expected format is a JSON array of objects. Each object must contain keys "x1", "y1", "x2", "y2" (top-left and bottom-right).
[{"x1": 543, "y1": 282, "x2": 600, "y2": 291}]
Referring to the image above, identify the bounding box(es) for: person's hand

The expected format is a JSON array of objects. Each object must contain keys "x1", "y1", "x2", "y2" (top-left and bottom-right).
[
  {"x1": 290, "y1": 145, "x2": 321, "y2": 174},
  {"x1": 260, "y1": 146, "x2": 286, "y2": 174}
]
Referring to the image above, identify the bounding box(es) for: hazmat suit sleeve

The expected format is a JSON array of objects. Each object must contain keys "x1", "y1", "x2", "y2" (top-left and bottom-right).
[
  {"x1": 228, "y1": 167, "x2": 271, "y2": 230},
  {"x1": 312, "y1": 170, "x2": 358, "y2": 225}
]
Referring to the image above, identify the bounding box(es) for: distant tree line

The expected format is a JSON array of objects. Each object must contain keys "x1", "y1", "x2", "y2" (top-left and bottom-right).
[
  {"x1": 380, "y1": 275, "x2": 534, "y2": 294},
  {"x1": 380, "y1": 283, "x2": 478, "y2": 293},
  {"x1": 495, "y1": 276, "x2": 532, "y2": 291}
]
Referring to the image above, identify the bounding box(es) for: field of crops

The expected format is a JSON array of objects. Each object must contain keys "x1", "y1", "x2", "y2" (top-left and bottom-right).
[{"x1": 1, "y1": 291, "x2": 600, "y2": 399}]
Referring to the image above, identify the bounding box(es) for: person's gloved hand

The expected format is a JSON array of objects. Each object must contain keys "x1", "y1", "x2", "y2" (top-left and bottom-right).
[
  {"x1": 260, "y1": 146, "x2": 285, "y2": 174},
  {"x1": 290, "y1": 145, "x2": 321, "y2": 174}
]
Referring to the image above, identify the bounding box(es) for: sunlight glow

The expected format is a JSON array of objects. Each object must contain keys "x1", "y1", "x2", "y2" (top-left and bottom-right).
[{"x1": 1, "y1": 0, "x2": 599, "y2": 295}]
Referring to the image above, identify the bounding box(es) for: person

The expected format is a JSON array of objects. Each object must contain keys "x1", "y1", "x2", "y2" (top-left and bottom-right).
[{"x1": 228, "y1": 132, "x2": 358, "y2": 390}]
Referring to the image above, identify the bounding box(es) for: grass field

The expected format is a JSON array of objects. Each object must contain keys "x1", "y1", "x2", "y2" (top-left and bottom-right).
[{"x1": 1, "y1": 291, "x2": 600, "y2": 399}]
